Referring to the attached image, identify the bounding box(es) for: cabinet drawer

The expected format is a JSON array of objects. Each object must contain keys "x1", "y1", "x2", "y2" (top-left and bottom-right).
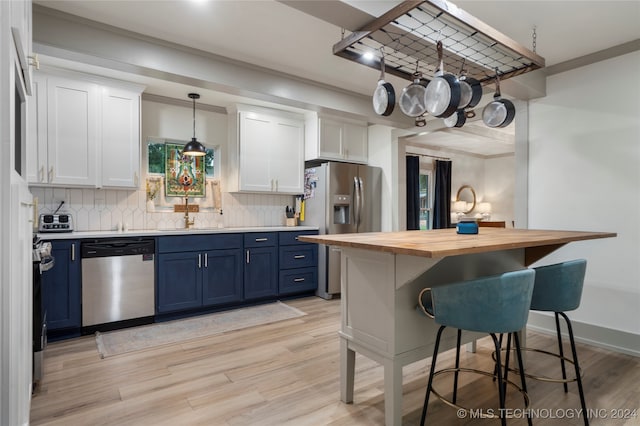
[
  {"x1": 158, "y1": 234, "x2": 242, "y2": 253},
  {"x1": 279, "y1": 230, "x2": 319, "y2": 246},
  {"x1": 244, "y1": 232, "x2": 277, "y2": 248},
  {"x1": 279, "y1": 268, "x2": 317, "y2": 295},
  {"x1": 279, "y1": 245, "x2": 317, "y2": 269}
]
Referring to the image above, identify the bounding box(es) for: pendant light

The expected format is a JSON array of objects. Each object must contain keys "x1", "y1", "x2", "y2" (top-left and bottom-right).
[{"x1": 182, "y1": 93, "x2": 207, "y2": 156}]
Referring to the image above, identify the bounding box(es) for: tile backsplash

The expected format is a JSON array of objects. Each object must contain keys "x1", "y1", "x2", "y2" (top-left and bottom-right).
[{"x1": 31, "y1": 186, "x2": 296, "y2": 231}]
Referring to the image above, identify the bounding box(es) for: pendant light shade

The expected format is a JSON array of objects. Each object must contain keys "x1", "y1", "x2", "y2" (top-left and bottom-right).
[{"x1": 182, "y1": 93, "x2": 207, "y2": 157}]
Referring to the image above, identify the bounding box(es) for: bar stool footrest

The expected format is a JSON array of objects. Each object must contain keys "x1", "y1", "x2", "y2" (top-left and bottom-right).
[
  {"x1": 493, "y1": 347, "x2": 583, "y2": 383},
  {"x1": 431, "y1": 367, "x2": 530, "y2": 419}
]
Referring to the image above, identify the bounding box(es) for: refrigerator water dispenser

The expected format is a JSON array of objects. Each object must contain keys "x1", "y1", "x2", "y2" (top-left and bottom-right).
[{"x1": 333, "y1": 195, "x2": 351, "y2": 224}]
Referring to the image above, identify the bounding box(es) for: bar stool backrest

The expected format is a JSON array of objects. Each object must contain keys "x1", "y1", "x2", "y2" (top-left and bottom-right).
[
  {"x1": 429, "y1": 269, "x2": 535, "y2": 333},
  {"x1": 531, "y1": 259, "x2": 587, "y2": 313}
]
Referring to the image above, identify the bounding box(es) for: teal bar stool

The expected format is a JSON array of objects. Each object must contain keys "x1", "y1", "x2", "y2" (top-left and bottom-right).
[
  {"x1": 418, "y1": 269, "x2": 535, "y2": 426},
  {"x1": 511, "y1": 259, "x2": 589, "y2": 425}
]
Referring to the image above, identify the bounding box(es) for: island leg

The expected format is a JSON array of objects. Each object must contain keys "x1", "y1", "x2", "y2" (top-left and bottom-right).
[
  {"x1": 383, "y1": 358, "x2": 403, "y2": 426},
  {"x1": 340, "y1": 337, "x2": 355, "y2": 403}
]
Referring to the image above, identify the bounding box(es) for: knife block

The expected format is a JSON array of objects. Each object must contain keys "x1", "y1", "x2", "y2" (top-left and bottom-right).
[{"x1": 285, "y1": 217, "x2": 297, "y2": 227}]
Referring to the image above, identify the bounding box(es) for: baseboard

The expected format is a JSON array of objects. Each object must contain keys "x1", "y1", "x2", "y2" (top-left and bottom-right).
[{"x1": 527, "y1": 312, "x2": 640, "y2": 357}]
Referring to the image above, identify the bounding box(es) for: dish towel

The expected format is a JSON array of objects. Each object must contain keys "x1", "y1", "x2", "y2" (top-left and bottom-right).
[{"x1": 211, "y1": 180, "x2": 222, "y2": 212}]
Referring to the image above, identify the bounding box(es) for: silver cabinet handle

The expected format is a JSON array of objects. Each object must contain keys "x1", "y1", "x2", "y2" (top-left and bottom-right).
[
  {"x1": 357, "y1": 177, "x2": 364, "y2": 227},
  {"x1": 134, "y1": 172, "x2": 139, "y2": 186},
  {"x1": 246, "y1": 250, "x2": 250, "y2": 264},
  {"x1": 204, "y1": 253, "x2": 208, "y2": 268},
  {"x1": 48, "y1": 167, "x2": 54, "y2": 183},
  {"x1": 198, "y1": 254, "x2": 202, "y2": 268},
  {"x1": 255, "y1": 238, "x2": 268, "y2": 242},
  {"x1": 294, "y1": 255, "x2": 305, "y2": 259},
  {"x1": 39, "y1": 166, "x2": 44, "y2": 182},
  {"x1": 293, "y1": 278, "x2": 305, "y2": 282},
  {"x1": 71, "y1": 243, "x2": 75, "y2": 262}
]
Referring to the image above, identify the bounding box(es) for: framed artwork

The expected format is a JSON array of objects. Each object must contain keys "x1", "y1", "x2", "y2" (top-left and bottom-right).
[{"x1": 164, "y1": 142, "x2": 206, "y2": 197}]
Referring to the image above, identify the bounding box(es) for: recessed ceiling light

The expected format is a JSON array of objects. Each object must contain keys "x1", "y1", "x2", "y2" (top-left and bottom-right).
[{"x1": 362, "y1": 51, "x2": 374, "y2": 61}]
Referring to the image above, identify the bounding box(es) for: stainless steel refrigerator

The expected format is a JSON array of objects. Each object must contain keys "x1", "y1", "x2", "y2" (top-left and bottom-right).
[{"x1": 301, "y1": 162, "x2": 382, "y2": 299}]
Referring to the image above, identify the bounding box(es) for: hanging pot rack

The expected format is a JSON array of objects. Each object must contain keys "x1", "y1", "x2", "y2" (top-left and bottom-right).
[{"x1": 333, "y1": 0, "x2": 545, "y2": 86}]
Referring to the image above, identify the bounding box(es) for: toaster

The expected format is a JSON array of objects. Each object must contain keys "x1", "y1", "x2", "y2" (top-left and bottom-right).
[{"x1": 38, "y1": 214, "x2": 74, "y2": 233}]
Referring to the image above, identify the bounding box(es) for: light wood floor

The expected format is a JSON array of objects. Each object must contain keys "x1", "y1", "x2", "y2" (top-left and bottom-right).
[{"x1": 31, "y1": 297, "x2": 639, "y2": 425}]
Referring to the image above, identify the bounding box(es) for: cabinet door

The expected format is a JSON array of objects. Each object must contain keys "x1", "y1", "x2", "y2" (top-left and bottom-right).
[
  {"x1": 46, "y1": 76, "x2": 98, "y2": 186},
  {"x1": 270, "y1": 118, "x2": 304, "y2": 194},
  {"x1": 244, "y1": 247, "x2": 278, "y2": 299},
  {"x1": 41, "y1": 240, "x2": 81, "y2": 331},
  {"x1": 238, "y1": 112, "x2": 272, "y2": 192},
  {"x1": 100, "y1": 87, "x2": 141, "y2": 188},
  {"x1": 26, "y1": 75, "x2": 48, "y2": 184},
  {"x1": 343, "y1": 122, "x2": 368, "y2": 164},
  {"x1": 202, "y1": 248, "x2": 243, "y2": 306},
  {"x1": 318, "y1": 118, "x2": 343, "y2": 160},
  {"x1": 157, "y1": 252, "x2": 202, "y2": 313}
]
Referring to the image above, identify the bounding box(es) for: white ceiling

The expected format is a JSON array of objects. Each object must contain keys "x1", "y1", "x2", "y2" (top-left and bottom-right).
[{"x1": 34, "y1": 0, "x2": 640, "y2": 156}]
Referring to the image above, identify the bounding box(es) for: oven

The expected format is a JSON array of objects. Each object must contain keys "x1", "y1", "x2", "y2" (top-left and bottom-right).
[{"x1": 32, "y1": 236, "x2": 54, "y2": 389}]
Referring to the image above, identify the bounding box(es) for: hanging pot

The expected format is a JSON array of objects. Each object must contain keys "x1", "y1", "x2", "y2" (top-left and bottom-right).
[
  {"x1": 424, "y1": 41, "x2": 461, "y2": 118},
  {"x1": 399, "y1": 66, "x2": 428, "y2": 118},
  {"x1": 459, "y1": 76, "x2": 482, "y2": 113},
  {"x1": 456, "y1": 59, "x2": 482, "y2": 112},
  {"x1": 372, "y1": 50, "x2": 395, "y2": 116},
  {"x1": 444, "y1": 109, "x2": 466, "y2": 128},
  {"x1": 482, "y1": 70, "x2": 515, "y2": 128}
]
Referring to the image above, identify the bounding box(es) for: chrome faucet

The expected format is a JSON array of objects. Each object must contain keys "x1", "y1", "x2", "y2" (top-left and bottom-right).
[{"x1": 184, "y1": 195, "x2": 195, "y2": 229}]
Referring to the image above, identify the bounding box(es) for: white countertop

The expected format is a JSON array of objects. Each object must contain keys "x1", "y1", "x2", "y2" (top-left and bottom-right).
[{"x1": 37, "y1": 226, "x2": 318, "y2": 240}]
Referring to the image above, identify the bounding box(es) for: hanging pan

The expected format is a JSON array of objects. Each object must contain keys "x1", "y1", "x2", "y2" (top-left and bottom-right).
[
  {"x1": 457, "y1": 60, "x2": 483, "y2": 118},
  {"x1": 399, "y1": 61, "x2": 428, "y2": 118},
  {"x1": 424, "y1": 41, "x2": 461, "y2": 118},
  {"x1": 372, "y1": 49, "x2": 395, "y2": 116},
  {"x1": 444, "y1": 109, "x2": 466, "y2": 128},
  {"x1": 482, "y1": 70, "x2": 516, "y2": 128}
]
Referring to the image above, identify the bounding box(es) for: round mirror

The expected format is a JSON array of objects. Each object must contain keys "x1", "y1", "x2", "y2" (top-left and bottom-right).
[{"x1": 456, "y1": 185, "x2": 476, "y2": 214}]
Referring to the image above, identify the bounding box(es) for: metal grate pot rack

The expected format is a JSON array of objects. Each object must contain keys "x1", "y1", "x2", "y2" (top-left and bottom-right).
[{"x1": 333, "y1": 0, "x2": 545, "y2": 86}]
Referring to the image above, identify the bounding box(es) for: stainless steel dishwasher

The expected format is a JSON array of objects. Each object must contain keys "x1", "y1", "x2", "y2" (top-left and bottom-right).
[{"x1": 81, "y1": 238, "x2": 155, "y2": 329}]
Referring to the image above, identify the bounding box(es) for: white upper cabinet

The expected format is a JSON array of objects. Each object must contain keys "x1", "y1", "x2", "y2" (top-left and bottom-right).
[
  {"x1": 305, "y1": 114, "x2": 368, "y2": 164},
  {"x1": 27, "y1": 69, "x2": 143, "y2": 189},
  {"x1": 46, "y1": 75, "x2": 99, "y2": 186},
  {"x1": 100, "y1": 86, "x2": 141, "y2": 188},
  {"x1": 228, "y1": 105, "x2": 305, "y2": 194}
]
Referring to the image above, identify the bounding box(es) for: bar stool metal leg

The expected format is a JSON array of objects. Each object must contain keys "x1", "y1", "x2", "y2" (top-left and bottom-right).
[
  {"x1": 421, "y1": 325, "x2": 445, "y2": 426},
  {"x1": 561, "y1": 312, "x2": 589, "y2": 426},
  {"x1": 490, "y1": 333, "x2": 508, "y2": 426},
  {"x1": 513, "y1": 332, "x2": 533, "y2": 426},
  {"x1": 555, "y1": 312, "x2": 569, "y2": 393},
  {"x1": 452, "y1": 329, "x2": 462, "y2": 404}
]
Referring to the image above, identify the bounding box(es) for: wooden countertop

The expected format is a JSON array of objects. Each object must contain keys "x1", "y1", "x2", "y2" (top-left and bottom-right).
[{"x1": 299, "y1": 228, "x2": 616, "y2": 265}]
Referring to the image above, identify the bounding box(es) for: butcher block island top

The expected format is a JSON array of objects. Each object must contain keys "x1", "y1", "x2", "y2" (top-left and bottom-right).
[{"x1": 299, "y1": 228, "x2": 616, "y2": 264}]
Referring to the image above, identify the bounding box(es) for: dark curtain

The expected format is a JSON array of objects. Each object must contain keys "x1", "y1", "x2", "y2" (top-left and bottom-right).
[
  {"x1": 432, "y1": 160, "x2": 452, "y2": 229},
  {"x1": 406, "y1": 156, "x2": 420, "y2": 230}
]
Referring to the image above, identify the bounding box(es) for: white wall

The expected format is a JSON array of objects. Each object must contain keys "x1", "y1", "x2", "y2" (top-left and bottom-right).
[
  {"x1": 368, "y1": 124, "x2": 396, "y2": 231},
  {"x1": 484, "y1": 155, "x2": 516, "y2": 225},
  {"x1": 528, "y1": 51, "x2": 640, "y2": 341}
]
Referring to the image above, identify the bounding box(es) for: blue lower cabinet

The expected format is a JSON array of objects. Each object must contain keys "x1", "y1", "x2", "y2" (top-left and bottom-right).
[
  {"x1": 157, "y1": 251, "x2": 202, "y2": 313},
  {"x1": 244, "y1": 246, "x2": 278, "y2": 299},
  {"x1": 279, "y1": 268, "x2": 318, "y2": 295},
  {"x1": 278, "y1": 230, "x2": 318, "y2": 296},
  {"x1": 41, "y1": 240, "x2": 81, "y2": 339},
  {"x1": 202, "y1": 249, "x2": 243, "y2": 306},
  {"x1": 157, "y1": 235, "x2": 244, "y2": 314}
]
